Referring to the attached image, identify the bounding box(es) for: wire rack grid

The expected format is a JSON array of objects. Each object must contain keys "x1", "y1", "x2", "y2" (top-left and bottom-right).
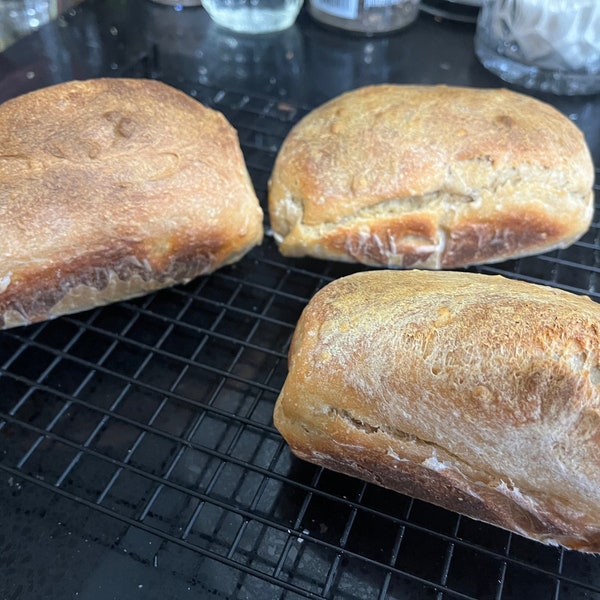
[{"x1": 1, "y1": 63, "x2": 600, "y2": 600}]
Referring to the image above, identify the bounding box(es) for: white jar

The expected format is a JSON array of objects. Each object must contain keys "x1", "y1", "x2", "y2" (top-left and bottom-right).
[
  {"x1": 475, "y1": 0, "x2": 600, "y2": 95},
  {"x1": 308, "y1": 0, "x2": 420, "y2": 34}
]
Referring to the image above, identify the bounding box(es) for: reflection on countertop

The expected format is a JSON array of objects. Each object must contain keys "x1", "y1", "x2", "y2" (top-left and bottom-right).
[{"x1": 0, "y1": 0, "x2": 82, "y2": 51}]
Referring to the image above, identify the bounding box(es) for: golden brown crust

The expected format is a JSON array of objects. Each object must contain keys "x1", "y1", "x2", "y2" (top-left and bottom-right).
[
  {"x1": 274, "y1": 270, "x2": 600, "y2": 551},
  {"x1": 268, "y1": 85, "x2": 594, "y2": 269},
  {"x1": 0, "y1": 78, "x2": 263, "y2": 328}
]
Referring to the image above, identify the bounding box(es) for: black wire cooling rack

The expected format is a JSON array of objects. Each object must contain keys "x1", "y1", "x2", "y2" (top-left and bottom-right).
[{"x1": 1, "y1": 58, "x2": 600, "y2": 600}]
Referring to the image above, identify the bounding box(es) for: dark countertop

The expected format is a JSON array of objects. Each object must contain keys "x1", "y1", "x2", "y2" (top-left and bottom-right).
[{"x1": 1, "y1": 3, "x2": 599, "y2": 600}]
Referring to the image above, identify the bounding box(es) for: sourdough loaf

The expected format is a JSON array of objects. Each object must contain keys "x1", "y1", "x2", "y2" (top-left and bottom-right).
[
  {"x1": 0, "y1": 78, "x2": 263, "y2": 328},
  {"x1": 274, "y1": 270, "x2": 600, "y2": 551},
  {"x1": 268, "y1": 84, "x2": 594, "y2": 268}
]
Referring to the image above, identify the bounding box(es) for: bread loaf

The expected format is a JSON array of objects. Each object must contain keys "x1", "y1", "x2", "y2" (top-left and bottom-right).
[
  {"x1": 0, "y1": 78, "x2": 263, "y2": 328},
  {"x1": 268, "y1": 85, "x2": 594, "y2": 269},
  {"x1": 274, "y1": 270, "x2": 600, "y2": 551}
]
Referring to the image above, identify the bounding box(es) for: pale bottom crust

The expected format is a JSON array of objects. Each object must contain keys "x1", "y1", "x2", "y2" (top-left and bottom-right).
[
  {"x1": 0, "y1": 243, "x2": 256, "y2": 329},
  {"x1": 274, "y1": 402, "x2": 600, "y2": 553},
  {"x1": 271, "y1": 188, "x2": 594, "y2": 269},
  {"x1": 2, "y1": 271, "x2": 178, "y2": 328},
  {"x1": 275, "y1": 217, "x2": 587, "y2": 270}
]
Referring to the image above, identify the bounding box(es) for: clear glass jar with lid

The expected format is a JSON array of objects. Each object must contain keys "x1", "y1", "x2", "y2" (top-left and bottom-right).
[{"x1": 308, "y1": 0, "x2": 420, "y2": 34}]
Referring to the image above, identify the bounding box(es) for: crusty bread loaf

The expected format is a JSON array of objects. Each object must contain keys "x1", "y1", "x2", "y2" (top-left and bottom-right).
[
  {"x1": 268, "y1": 85, "x2": 594, "y2": 269},
  {"x1": 274, "y1": 270, "x2": 600, "y2": 551},
  {"x1": 0, "y1": 78, "x2": 263, "y2": 328}
]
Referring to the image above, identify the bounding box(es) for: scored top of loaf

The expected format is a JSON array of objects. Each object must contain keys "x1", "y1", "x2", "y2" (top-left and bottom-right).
[
  {"x1": 268, "y1": 84, "x2": 594, "y2": 268},
  {"x1": 0, "y1": 78, "x2": 263, "y2": 327}
]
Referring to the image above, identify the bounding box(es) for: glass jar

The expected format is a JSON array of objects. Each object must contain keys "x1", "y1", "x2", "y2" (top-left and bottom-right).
[
  {"x1": 149, "y1": 0, "x2": 202, "y2": 5},
  {"x1": 308, "y1": 0, "x2": 420, "y2": 34},
  {"x1": 475, "y1": 0, "x2": 600, "y2": 95},
  {"x1": 202, "y1": 0, "x2": 303, "y2": 33}
]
